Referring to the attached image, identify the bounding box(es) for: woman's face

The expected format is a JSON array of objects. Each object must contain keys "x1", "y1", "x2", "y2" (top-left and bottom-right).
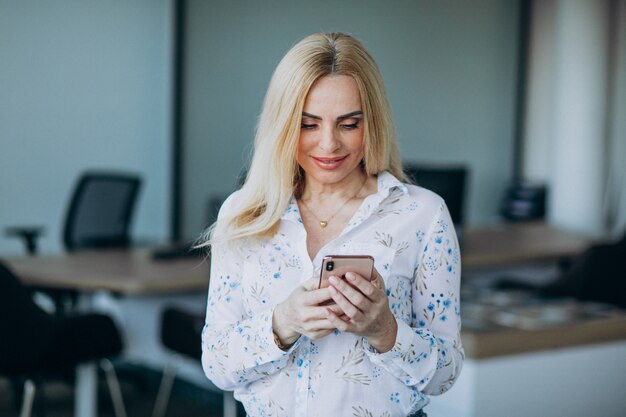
[{"x1": 297, "y1": 75, "x2": 365, "y2": 188}]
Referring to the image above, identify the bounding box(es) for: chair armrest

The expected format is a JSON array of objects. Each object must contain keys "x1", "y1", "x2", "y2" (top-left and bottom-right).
[{"x1": 4, "y1": 226, "x2": 45, "y2": 255}]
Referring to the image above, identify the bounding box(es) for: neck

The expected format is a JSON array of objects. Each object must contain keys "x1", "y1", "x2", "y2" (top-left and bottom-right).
[{"x1": 301, "y1": 171, "x2": 368, "y2": 203}]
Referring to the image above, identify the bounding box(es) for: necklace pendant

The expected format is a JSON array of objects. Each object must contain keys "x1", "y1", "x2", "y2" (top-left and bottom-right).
[{"x1": 319, "y1": 221, "x2": 328, "y2": 228}]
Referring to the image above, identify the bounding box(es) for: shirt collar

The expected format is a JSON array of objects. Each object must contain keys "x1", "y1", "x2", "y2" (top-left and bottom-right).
[{"x1": 281, "y1": 171, "x2": 408, "y2": 224}]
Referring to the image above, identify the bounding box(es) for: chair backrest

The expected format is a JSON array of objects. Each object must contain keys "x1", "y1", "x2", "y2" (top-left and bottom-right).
[
  {"x1": 63, "y1": 172, "x2": 142, "y2": 251},
  {"x1": 0, "y1": 261, "x2": 51, "y2": 371},
  {"x1": 403, "y1": 163, "x2": 468, "y2": 230}
]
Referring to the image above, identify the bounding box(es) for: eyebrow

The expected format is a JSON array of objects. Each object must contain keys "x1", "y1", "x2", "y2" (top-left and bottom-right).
[{"x1": 302, "y1": 110, "x2": 363, "y2": 121}]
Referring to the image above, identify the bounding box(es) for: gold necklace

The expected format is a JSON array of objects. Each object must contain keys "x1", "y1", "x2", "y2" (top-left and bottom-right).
[{"x1": 299, "y1": 176, "x2": 368, "y2": 228}]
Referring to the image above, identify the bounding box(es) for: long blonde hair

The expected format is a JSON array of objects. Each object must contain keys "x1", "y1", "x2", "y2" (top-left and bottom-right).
[{"x1": 202, "y1": 33, "x2": 406, "y2": 245}]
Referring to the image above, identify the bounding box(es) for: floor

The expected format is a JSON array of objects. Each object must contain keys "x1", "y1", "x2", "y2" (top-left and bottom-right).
[{"x1": 0, "y1": 364, "x2": 245, "y2": 417}]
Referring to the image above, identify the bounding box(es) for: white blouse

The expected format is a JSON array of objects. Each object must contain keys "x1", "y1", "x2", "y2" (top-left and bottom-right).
[{"x1": 202, "y1": 171, "x2": 463, "y2": 417}]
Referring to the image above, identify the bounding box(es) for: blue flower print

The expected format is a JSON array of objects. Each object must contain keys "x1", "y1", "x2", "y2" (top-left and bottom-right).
[{"x1": 390, "y1": 392, "x2": 400, "y2": 404}]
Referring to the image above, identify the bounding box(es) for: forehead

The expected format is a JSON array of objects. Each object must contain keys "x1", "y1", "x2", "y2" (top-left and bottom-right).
[{"x1": 303, "y1": 75, "x2": 362, "y2": 113}]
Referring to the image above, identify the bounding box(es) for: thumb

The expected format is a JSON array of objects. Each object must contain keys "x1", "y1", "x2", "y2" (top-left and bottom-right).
[{"x1": 301, "y1": 276, "x2": 321, "y2": 291}]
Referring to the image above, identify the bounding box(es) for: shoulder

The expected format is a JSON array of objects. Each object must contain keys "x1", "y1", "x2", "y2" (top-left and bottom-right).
[
  {"x1": 377, "y1": 171, "x2": 445, "y2": 220},
  {"x1": 404, "y1": 183, "x2": 444, "y2": 213},
  {"x1": 217, "y1": 190, "x2": 243, "y2": 219}
]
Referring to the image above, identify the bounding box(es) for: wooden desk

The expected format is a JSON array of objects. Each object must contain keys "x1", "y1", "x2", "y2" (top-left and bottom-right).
[
  {"x1": 6, "y1": 248, "x2": 210, "y2": 295},
  {"x1": 462, "y1": 310, "x2": 626, "y2": 359},
  {"x1": 461, "y1": 221, "x2": 592, "y2": 268}
]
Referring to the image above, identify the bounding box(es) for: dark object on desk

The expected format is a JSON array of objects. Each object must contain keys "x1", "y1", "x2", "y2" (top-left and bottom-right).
[
  {"x1": 0, "y1": 260, "x2": 126, "y2": 417},
  {"x1": 152, "y1": 307, "x2": 205, "y2": 417},
  {"x1": 495, "y1": 231, "x2": 626, "y2": 308},
  {"x1": 6, "y1": 171, "x2": 142, "y2": 255},
  {"x1": 500, "y1": 182, "x2": 547, "y2": 221},
  {"x1": 404, "y1": 163, "x2": 468, "y2": 239}
]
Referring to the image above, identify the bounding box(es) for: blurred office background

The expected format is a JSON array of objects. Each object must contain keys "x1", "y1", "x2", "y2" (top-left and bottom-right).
[
  {"x1": 2, "y1": 0, "x2": 625, "y2": 255},
  {"x1": 1, "y1": 0, "x2": 625, "y2": 416}
]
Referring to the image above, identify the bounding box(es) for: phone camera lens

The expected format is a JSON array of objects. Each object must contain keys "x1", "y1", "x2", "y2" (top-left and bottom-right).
[{"x1": 326, "y1": 261, "x2": 334, "y2": 271}]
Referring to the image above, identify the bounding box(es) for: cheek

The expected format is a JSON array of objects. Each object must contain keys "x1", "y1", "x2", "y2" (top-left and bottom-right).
[{"x1": 347, "y1": 131, "x2": 365, "y2": 155}]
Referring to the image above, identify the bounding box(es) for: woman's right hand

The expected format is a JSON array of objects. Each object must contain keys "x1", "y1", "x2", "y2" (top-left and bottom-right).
[{"x1": 272, "y1": 277, "x2": 343, "y2": 346}]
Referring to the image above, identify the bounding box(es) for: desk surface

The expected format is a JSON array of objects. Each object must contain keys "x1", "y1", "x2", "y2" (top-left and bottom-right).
[
  {"x1": 462, "y1": 315, "x2": 626, "y2": 359},
  {"x1": 461, "y1": 221, "x2": 591, "y2": 268},
  {"x1": 6, "y1": 222, "x2": 589, "y2": 293},
  {"x1": 6, "y1": 248, "x2": 210, "y2": 295}
]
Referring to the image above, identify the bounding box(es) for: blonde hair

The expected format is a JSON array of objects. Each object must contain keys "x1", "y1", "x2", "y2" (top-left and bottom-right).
[{"x1": 201, "y1": 33, "x2": 406, "y2": 245}]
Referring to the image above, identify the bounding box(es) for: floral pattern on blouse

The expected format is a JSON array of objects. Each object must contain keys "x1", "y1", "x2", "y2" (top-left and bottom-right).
[{"x1": 202, "y1": 171, "x2": 463, "y2": 417}]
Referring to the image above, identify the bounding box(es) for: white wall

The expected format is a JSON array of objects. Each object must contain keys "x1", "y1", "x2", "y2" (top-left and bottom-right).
[
  {"x1": 181, "y1": 0, "x2": 520, "y2": 239},
  {"x1": 523, "y1": 0, "x2": 626, "y2": 237},
  {"x1": 0, "y1": 1, "x2": 173, "y2": 255},
  {"x1": 427, "y1": 341, "x2": 626, "y2": 417}
]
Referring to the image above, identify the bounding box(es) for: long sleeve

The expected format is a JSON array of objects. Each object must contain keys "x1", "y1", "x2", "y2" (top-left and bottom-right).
[
  {"x1": 201, "y1": 211, "x2": 297, "y2": 391},
  {"x1": 363, "y1": 201, "x2": 464, "y2": 395}
]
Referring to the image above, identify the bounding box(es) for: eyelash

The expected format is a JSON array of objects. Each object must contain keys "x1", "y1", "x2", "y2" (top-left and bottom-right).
[{"x1": 300, "y1": 122, "x2": 360, "y2": 130}]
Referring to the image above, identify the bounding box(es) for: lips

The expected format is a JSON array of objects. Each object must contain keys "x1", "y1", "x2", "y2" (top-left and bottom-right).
[{"x1": 311, "y1": 155, "x2": 349, "y2": 170}]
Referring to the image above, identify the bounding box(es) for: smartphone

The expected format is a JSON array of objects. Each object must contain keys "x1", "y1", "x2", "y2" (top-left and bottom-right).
[{"x1": 319, "y1": 255, "x2": 375, "y2": 289}]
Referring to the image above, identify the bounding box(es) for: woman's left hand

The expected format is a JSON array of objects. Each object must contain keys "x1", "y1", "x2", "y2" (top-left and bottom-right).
[{"x1": 325, "y1": 268, "x2": 397, "y2": 353}]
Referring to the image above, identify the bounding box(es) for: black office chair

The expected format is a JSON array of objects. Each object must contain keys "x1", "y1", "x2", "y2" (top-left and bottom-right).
[
  {"x1": 152, "y1": 307, "x2": 204, "y2": 417},
  {"x1": 0, "y1": 261, "x2": 127, "y2": 417},
  {"x1": 495, "y1": 231, "x2": 626, "y2": 308},
  {"x1": 152, "y1": 307, "x2": 240, "y2": 417},
  {"x1": 6, "y1": 171, "x2": 142, "y2": 255},
  {"x1": 5, "y1": 171, "x2": 142, "y2": 313},
  {"x1": 404, "y1": 163, "x2": 468, "y2": 237}
]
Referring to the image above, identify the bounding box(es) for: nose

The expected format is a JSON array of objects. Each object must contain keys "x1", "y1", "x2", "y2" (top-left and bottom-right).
[{"x1": 318, "y1": 126, "x2": 340, "y2": 153}]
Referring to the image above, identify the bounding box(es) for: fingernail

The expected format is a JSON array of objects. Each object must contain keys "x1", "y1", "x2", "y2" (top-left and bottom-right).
[
  {"x1": 329, "y1": 275, "x2": 338, "y2": 285},
  {"x1": 345, "y1": 272, "x2": 355, "y2": 281}
]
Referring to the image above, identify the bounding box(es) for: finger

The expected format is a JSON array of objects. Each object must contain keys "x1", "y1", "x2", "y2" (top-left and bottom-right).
[
  {"x1": 302, "y1": 287, "x2": 334, "y2": 306},
  {"x1": 344, "y1": 272, "x2": 381, "y2": 302},
  {"x1": 325, "y1": 308, "x2": 351, "y2": 332},
  {"x1": 369, "y1": 267, "x2": 385, "y2": 289},
  {"x1": 328, "y1": 275, "x2": 370, "y2": 310},
  {"x1": 306, "y1": 305, "x2": 342, "y2": 320},
  {"x1": 301, "y1": 317, "x2": 337, "y2": 334},
  {"x1": 309, "y1": 328, "x2": 335, "y2": 340},
  {"x1": 328, "y1": 284, "x2": 363, "y2": 320}
]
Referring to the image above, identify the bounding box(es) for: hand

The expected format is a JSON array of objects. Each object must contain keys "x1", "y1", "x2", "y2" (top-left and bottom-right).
[
  {"x1": 325, "y1": 269, "x2": 398, "y2": 353},
  {"x1": 272, "y1": 277, "x2": 345, "y2": 346}
]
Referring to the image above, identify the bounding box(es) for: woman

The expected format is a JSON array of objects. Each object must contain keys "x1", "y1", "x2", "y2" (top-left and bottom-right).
[{"x1": 201, "y1": 33, "x2": 463, "y2": 417}]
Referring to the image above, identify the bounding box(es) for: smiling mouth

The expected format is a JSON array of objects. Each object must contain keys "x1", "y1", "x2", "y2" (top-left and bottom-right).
[{"x1": 312, "y1": 155, "x2": 348, "y2": 164}]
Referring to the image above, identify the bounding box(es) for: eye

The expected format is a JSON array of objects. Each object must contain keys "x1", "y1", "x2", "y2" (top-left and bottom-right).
[
  {"x1": 300, "y1": 123, "x2": 317, "y2": 130},
  {"x1": 340, "y1": 122, "x2": 359, "y2": 130}
]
